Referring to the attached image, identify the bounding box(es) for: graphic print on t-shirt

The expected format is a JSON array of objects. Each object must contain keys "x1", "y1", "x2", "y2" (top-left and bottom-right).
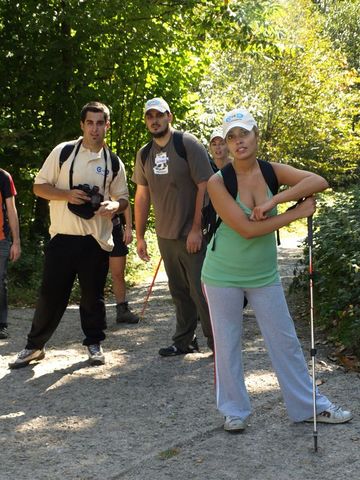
[{"x1": 153, "y1": 152, "x2": 169, "y2": 175}]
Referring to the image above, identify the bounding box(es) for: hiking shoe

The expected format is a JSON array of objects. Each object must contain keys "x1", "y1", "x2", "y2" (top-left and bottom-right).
[
  {"x1": 158, "y1": 337, "x2": 200, "y2": 357},
  {"x1": 191, "y1": 336, "x2": 200, "y2": 352},
  {"x1": 305, "y1": 404, "x2": 353, "y2": 424},
  {"x1": 116, "y1": 302, "x2": 139, "y2": 324},
  {"x1": 87, "y1": 344, "x2": 105, "y2": 366},
  {"x1": 8, "y1": 348, "x2": 45, "y2": 369},
  {"x1": 0, "y1": 326, "x2": 8, "y2": 339},
  {"x1": 224, "y1": 416, "x2": 247, "y2": 432}
]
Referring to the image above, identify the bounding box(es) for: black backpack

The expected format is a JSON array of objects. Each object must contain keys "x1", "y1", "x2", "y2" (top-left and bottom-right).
[
  {"x1": 140, "y1": 130, "x2": 187, "y2": 165},
  {"x1": 140, "y1": 130, "x2": 218, "y2": 179},
  {"x1": 202, "y1": 159, "x2": 279, "y2": 251},
  {"x1": 59, "y1": 141, "x2": 120, "y2": 180}
]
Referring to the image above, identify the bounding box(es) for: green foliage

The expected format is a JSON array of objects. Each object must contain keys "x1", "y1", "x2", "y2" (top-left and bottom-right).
[
  {"x1": 195, "y1": 0, "x2": 359, "y2": 186},
  {"x1": 314, "y1": 0, "x2": 360, "y2": 73},
  {"x1": 1, "y1": 0, "x2": 278, "y2": 238},
  {"x1": 104, "y1": 228, "x2": 161, "y2": 300},
  {"x1": 158, "y1": 447, "x2": 181, "y2": 460},
  {"x1": 293, "y1": 189, "x2": 360, "y2": 357},
  {"x1": 7, "y1": 237, "x2": 46, "y2": 307},
  {"x1": 2, "y1": 0, "x2": 360, "y2": 319},
  {"x1": 8, "y1": 229, "x2": 161, "y2": 307}
]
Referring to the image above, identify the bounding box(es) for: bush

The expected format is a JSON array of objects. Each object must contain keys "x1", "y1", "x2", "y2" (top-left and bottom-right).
[
  {"x1": 104, "y1": 229, "x2": 161, "y2": 298},
  {"x1": 8, "y1": 236, "x2": 46, "y2": 307},
  {"x1": 8, "y1": 230, "x2": 161, "y2": 308},
  {"x1": 293, "y1": 188, "x2": 360, "y2": 357}
]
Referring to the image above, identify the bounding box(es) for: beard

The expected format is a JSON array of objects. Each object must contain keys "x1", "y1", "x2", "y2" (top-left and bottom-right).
[{"x1": 152, "y1": 124, "x2": 170, "y2": 139}]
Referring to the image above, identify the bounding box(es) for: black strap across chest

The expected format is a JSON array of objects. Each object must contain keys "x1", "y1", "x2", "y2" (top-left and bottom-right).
[{"x1": 67, "y1": 140, "x2": 108, "y2": 191}]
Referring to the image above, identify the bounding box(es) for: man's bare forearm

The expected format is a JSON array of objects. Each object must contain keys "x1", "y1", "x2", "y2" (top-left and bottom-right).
[
  {"x1": 192, "y1": 181, "x2": 207, "y2": 230},
  {"x1": 6, "y1": 197, "x2": 20, "y2": 244},
  {"x1": 117, "y1": 198, "x2": 128, "y2": 213},
  {"x1": 33, "y1": 183, "x2": 70, "y2": 201},
  {"x1": 134, "y1": 187, "x2": 151, "y2": 240}
]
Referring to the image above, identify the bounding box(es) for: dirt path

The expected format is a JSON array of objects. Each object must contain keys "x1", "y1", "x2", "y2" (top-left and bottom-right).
[{"x1": 0, "y1": 241, "x2": 359, "y2": 480}]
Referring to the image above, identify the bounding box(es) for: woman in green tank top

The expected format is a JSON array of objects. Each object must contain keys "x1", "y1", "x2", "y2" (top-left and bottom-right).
[{"x1": 201, "y1": 107, "x2": 352, "y2": 433}]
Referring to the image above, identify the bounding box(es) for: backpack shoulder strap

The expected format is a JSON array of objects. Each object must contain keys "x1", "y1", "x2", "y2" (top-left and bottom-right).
[
  {"x1": 172, "y1": 130, "x2": 187, "y2": 162},
  {"x1": 258, "y1": 158, "x2": 281, "y2": 245},
  {"x1": 258, "y1": 159, "x2": 278, "y2": 195},
  {"x1": 59, "y1": 144, "x2": 76, "y2": 169},
  {"x1": 109, "y1": 150, "x2": 120, "y2": 180},
  {"x1": 210, "y1": 163, "x2": 238, "y2": 250},
  {"x1": 209, "y1": 156, "x2": 218, "y2": 173},
  {"x1": 221, "y1": 162, "x2": 237, "y2": 198},
  {"x1": 140, "y1": 140, "x2": 153, "y2": 165},
  {"x1": 140, "y1": 130, "x2": 188, "y2": 166},
  {"x1": 60, "y1": 142, "x2": 120, "y2": 181}
]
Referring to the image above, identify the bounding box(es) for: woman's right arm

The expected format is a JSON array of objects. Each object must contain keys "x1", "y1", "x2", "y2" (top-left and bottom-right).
[{"x1": 208, "y1": 174, "x2": 315, "y2": 240}]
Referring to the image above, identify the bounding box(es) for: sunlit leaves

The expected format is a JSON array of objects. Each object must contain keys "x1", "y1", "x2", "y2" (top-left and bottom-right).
[
  {"x1": 2, "y1": 0, "x2": 358, "y2": 242},
  {"x1": 294, "y1": 189, "x2": 360, "y2": 357},
  {"x1": 315, "y1": 0, "x2": 360, "y2": 72},
  {"x1": 194, "y1": 0, "x2": 359, "y2": 185}
]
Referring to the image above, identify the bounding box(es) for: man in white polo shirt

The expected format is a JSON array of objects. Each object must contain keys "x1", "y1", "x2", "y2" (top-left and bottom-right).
[{"x1": 9, "y1": 101, "x2": 129, "y2": 368}]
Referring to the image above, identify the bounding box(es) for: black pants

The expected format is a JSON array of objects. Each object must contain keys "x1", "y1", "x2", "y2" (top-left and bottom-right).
[{"x1": 26, "y1": 234, "x2": 109, "y2": 349}]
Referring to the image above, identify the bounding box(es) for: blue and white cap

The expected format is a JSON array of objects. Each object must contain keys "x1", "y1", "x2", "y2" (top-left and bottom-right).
[
  {"x1": 222, "y1": 108, "x2": 257, "y2": 138},
  {"x1": 209, "y1": 127, "x2": 224, "y2": 142},
  {"x1": 144, "y1": 97, "x2": 171, "y2": 114}
]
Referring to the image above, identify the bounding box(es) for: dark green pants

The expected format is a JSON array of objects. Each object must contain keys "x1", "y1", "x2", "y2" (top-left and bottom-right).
[{"x1": 157, "y1": 236, "x2": 213, "y2": 350}]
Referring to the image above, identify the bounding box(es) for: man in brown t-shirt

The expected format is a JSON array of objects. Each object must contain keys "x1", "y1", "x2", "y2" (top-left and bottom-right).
[{"x1": 132, "y1": 97, "x2": 214, "y2": 356}]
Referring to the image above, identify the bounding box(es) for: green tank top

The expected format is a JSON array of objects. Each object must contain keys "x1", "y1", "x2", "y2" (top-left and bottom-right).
[{"x1": 201, "y1": 188, "x2": 280, "y2": 288}]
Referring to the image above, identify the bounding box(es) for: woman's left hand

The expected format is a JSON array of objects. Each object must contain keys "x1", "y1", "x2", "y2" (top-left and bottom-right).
[{"x1": 250, "y1": 198, "x2": 276, "y2": 221}]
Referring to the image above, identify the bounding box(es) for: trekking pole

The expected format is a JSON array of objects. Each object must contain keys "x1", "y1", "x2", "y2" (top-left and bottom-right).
[
  {"x1": 140, "y1": 257, "x2": 162, "y2": 318},
  {"x1": 308, "y1": 215, "x2": 318, "y2": 452}
]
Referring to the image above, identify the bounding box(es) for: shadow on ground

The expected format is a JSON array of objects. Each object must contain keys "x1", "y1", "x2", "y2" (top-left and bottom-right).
[{"x1": 0, "y1": 244, "x2": 358, "y2": 480}]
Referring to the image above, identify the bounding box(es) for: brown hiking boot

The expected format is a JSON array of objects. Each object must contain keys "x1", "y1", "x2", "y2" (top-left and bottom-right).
[{"x1": 116, "y1": 302, "x2": 140, "y2": 324}]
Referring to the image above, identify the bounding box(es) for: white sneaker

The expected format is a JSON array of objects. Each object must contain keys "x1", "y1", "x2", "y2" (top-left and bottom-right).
[
  {"x1": 87, "y1": 344, "x2": 105, "y2": 365},
  {"x1": 8, "y1": 348, "x2": 45, "y2": 369},
  {"x1": 224, "y1": 415, "x2": 247, "y2": 432},
  {"x1": 305, "y1": 404, "x2": 353, "y2": 424}
]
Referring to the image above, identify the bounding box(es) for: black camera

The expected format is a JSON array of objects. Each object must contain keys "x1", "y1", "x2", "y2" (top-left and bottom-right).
[
  {"x1": 68, "y1": 184, "x2": 104, "y2": 219},
  {"x1": 76, "y1": 184, "x2": 103, "y2": 210}
]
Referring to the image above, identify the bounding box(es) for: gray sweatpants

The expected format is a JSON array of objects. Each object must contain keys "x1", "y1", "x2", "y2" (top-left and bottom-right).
[{"x1": 203, "y1": 282, "x2": 331, "y2": 422}]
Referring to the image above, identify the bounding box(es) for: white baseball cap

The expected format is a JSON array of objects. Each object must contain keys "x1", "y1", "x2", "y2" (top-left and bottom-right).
[
  {"x1": 144, "y1": 97, "x2": 171, "y2": 114},
  {"x1": 222, "y1": 107, "x2": 257, "y2": 138},
  {"x1": 209, "y1": 127, "x2": 224, "y2": 143}
]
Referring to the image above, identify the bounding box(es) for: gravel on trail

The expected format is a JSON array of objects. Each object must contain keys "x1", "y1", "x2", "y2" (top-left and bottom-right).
[{"x1": 0, "y1": 240, "x2": 358, "y2": 480}]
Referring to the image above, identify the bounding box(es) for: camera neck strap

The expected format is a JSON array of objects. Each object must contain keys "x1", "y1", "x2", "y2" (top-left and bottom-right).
[{"x1": 68, "y1": 139, "x2": 108, "y2": 191}]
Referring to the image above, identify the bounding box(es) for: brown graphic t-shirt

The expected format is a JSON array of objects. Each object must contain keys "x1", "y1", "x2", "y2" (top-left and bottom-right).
[{"x1": 133, "y1": 131, "x2": 213, "y2": 239}]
